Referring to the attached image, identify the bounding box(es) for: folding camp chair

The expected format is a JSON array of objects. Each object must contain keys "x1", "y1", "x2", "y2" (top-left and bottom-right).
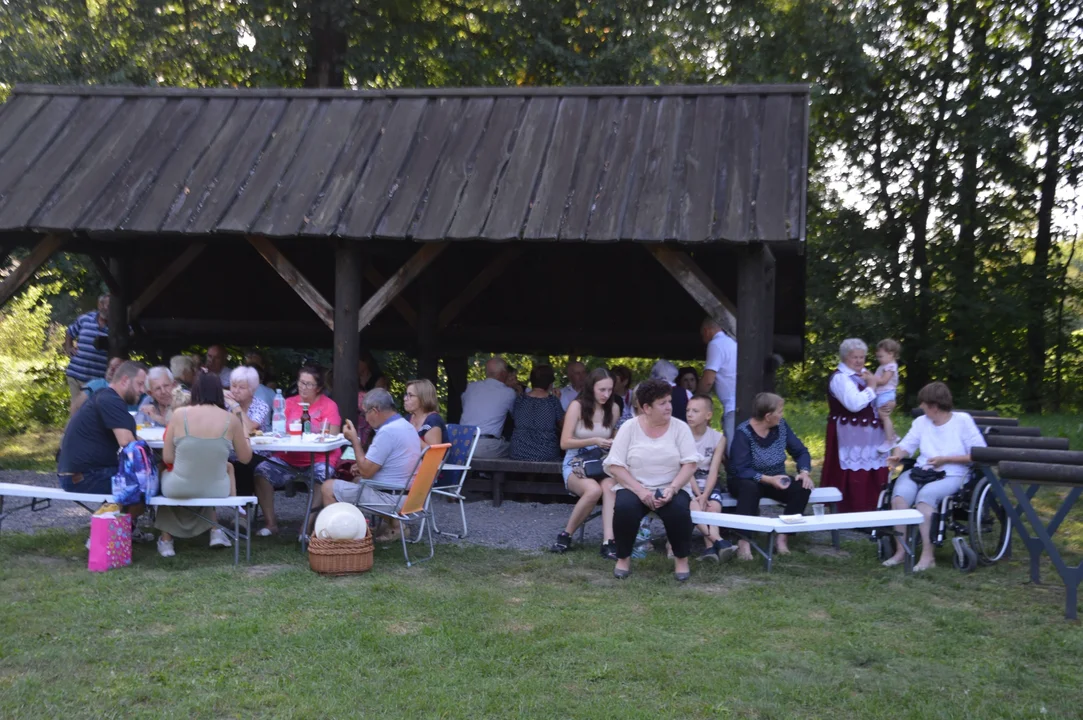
[
  {"x1": 428, "y1": 424, "x2": 480, "y2": 538},
  {"x1": 354, "y1": 443, "x2": 450, "y2": 568}
]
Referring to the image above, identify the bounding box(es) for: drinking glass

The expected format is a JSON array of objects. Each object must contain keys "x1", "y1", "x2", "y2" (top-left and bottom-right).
[{"x1": 813, "y1": 503, "x2": 825, "y2": 517}]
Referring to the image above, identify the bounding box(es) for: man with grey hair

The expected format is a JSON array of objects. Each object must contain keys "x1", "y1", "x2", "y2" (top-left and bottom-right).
[
  {"x1": 650, "y1": 359, "x2": 690, "y2": 423},
  {"x1": 460, "y1": 356, "x2": 516, "y2": 458},
  {"x1": 559, "y1": 360, "x2": 588, "y2": 411},
  {"x1": 697, "y1": 317, "x2": 737, "y2": 441},
  {"x1": 138, "y1": 366, "x2": 176, "y2": 426},
  {"x1": 320, "y1": 388, "x2": 421, "y2": 541}
]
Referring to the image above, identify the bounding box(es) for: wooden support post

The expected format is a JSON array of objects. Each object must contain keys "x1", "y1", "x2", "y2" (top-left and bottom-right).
[
  {"x1": 333, "y1": 242, "x2": 362, "y2": 425},
  {"x1": 445, "y1": 355, "x2": 468, "y2": 423},
  {"x1": 762, "y1": 247, "x2": 777, "y2": 392},
  {"x1": 248, "y1": 235, "x2": 335, "y2": 330},
  {"x1": 439, "y1": 246, "x2": 526, "y2": 329},
  {"x1": 0, "y1": 235, "x2": 65, "y2": 309},
  {"x1": 736, "y1": 244, "x2": 767, "y2": 424},
  {"x1": 129, "y1": 243, "x2": 207, "y2": 321},
  {"x1": 358, "y1": 243, "x2": 447, "y2": 331},
  {"x1": 645, "y1": 245, "x2": 738, "y2": 337},
  {"x1": 108, "y1": 256, "x2": 132, "y2": 358},
  {"x1": 417, "y1": 281, "x2": 439, "y2": 382}
]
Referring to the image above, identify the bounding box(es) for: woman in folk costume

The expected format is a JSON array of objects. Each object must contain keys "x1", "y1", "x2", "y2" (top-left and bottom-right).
[{"x1": 821, "y1": 338, "x2": 892, "y2": 512}]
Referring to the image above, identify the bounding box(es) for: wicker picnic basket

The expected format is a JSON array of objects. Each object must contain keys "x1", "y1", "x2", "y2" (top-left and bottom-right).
[{"x1": 308, "y1": 531, "x2": 374, "y2": 575}]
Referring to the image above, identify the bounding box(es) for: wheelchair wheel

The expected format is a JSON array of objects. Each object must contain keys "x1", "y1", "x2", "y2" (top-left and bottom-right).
[
  {"x1": 952, "y1": 537, "x2": 977, "y2": 572},
  {"x1": 968, "y1": 477, "x2": 1011, "y2": 564}
]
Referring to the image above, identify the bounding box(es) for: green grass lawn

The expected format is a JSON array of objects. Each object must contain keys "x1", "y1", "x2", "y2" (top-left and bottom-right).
[
  {"x1": 1, "y1": 531, "x2": 1082, "y2": 719},
  {"x1": 2, "y1": 403, "x2": 1082, "y2": 718}
]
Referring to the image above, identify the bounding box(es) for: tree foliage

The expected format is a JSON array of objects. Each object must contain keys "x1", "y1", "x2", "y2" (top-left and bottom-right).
[{"x1": 0, "y1": 0, "x2": 1081, "y2": 411}]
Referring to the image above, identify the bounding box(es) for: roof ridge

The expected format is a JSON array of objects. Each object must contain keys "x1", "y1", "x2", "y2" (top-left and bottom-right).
[{"x1": 11, "y1": 83, "x2": 810, "y2": 100}]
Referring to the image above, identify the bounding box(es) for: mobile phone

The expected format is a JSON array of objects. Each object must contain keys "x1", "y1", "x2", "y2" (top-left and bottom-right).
[{"x1": 654, "y1": 489, "x2": 664, "y2": 499}]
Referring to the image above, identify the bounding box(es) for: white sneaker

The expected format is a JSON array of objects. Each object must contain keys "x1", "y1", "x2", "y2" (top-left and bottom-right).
[
  {"x1": 209, "y1": 528, "x2": 233, "y2": 548},
  {"x1": 157, "y1": 538, "x2": 176, "y2": 558}
]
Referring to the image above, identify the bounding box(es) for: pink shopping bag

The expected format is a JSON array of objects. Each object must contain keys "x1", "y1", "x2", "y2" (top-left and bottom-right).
[{"x1": 88, "y1": 513, "x2": 132, "y2": 572}]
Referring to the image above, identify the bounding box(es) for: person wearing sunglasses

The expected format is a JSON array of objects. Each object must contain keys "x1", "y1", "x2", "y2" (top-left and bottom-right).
[{"x1": 251, "y1": 365, "x2": 341, "y2": 536}]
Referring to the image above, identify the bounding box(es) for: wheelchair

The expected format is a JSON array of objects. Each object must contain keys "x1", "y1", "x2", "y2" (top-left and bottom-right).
[{"x1": 871, "y1": 459, "x2": 1012, "y2": 572}]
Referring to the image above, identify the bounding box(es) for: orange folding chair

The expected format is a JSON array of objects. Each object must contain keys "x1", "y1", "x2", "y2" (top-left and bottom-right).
[{"x1": 354, "y1": 443, "x2": 450, "y2": 567}]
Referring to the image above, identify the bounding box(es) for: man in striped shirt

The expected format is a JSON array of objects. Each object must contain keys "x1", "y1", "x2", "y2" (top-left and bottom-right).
[{"x1": 63, "y1": 294, "x2": 112, "y2": 416}]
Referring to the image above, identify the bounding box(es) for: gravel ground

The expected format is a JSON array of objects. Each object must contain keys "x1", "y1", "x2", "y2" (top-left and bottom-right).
[
  {"x1": 0, "y1": 470, "x2": 594, "y2": 552},
  {"x1": 0, "y1": 470, "x2": 857, "y2": 553}
]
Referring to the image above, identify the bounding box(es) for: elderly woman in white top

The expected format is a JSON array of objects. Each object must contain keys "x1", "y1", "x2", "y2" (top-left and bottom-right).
[
  {"x1": 225, "y1": 366, "x2": 271, "y2": 434},
  {"x1": 821, "y1": 338, "x2": 892, "y2": 513},
  {"x1": 884, "y1": 382, "x2": 986, "y2": 571},
  {"x1": 603, "y1": 378, "x2": 699, "y2": 582},
  {"x1": 138, "y1": 366, "x2": 176, "y2": 426}
]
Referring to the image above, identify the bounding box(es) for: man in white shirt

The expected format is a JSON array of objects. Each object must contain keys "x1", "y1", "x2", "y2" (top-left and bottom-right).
[
  {"x1": 559, "y1": 360, "x2": 587, "y2": 411},
  {"x1": 460, "y1": 356, "x2": 516, "y2": 458},
  {"x1": 325, "y1": 388, "x2": 423, "y2": 541},
  {"x1": 697, "y1": 317, "x2": 737, "y2": 441}
]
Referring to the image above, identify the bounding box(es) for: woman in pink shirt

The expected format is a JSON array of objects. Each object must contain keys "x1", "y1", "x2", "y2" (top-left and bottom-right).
[{"x1": 252, "y1": 365, "x2": 341, "y2": 536}]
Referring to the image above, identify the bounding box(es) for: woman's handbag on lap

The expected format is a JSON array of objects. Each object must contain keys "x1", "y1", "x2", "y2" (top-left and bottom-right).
[{"x1": 572, "y1": 446, "x2": 608, "y2": 480}]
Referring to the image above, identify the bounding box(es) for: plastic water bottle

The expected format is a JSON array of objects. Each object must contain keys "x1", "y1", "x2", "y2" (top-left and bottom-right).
[
  {"x1": 632, "y1": 517, "x2": 652, "y2": 558},
  {"x1": 271, "y1": 389, "x2": 286, "y2": 436}
]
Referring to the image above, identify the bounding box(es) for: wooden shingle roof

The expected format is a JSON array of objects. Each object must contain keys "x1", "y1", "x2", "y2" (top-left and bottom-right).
[{"x1": 0, "y1": 84, "x2": 809, "y2": 243}]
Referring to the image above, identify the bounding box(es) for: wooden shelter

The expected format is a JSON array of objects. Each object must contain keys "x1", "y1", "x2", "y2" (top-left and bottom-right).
[{"x1": 0, "y1": 84, "x2": 810, "y2": 424}]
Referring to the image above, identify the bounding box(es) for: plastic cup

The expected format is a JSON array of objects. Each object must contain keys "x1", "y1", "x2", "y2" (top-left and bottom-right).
[{"x1": 813, "y1": 503, "x2": 825, "y2": 517}]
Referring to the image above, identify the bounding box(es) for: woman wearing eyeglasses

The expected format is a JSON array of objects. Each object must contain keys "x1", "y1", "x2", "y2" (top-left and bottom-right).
[
  {"x1": 403, "y1": 378, "x2": 445, "y2": 446},
  {"x1": 252, "y1": 365, "x2": 341, "y2": 536}
]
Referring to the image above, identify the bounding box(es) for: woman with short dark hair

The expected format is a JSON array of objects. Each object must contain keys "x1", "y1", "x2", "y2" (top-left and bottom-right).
[
  {"x1": 510, "y1": 364, "x2": 564, "y2": 462},
  {"x1": 884, "y1": 382, "x2": 986, "y2": 571},
  {"x1": 603, "y1": 378, "x2": 699, "y2": 581},
  {"x1": 726, "y1": 392, "x2": 813, "y2": 560}
]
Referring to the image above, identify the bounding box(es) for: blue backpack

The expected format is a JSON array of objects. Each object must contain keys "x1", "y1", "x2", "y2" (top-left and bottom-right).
[{"x1": 111, "y1": 440, "x2": 159, "y2": 505}]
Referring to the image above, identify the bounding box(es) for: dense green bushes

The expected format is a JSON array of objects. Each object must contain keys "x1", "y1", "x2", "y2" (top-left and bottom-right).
[{"x1": 0, "y1": 285, "x2": 69, "y2": 433}]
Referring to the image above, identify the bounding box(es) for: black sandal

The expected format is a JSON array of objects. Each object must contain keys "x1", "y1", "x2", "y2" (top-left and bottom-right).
[
  {"x1": 599, "y1": 539, "x2": 618, "y2": 560},
  {"x1": 549, "y1": 531, "x2": 573, "y2": 553}
]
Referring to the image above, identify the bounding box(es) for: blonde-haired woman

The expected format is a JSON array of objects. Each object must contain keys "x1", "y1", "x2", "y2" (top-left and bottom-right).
[{"x1": 404, "y1": 378, "x2": 445, "y2": 446}]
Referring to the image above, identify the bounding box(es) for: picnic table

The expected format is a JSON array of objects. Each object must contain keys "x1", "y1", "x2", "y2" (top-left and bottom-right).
[{"x1": 139, "y1": 428, "x2": 349, "y2": 552}]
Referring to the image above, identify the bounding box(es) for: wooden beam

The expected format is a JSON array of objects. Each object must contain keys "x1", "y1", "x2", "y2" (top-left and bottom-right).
[
  {"x1": 645, "y1": 245, "x2": 737, "y2": 337},
  {"x1": 736, "y1": 244, "x2": 767, "y2": 424},
  {"x1": 357, "y1": 243, "x2": 447, "y2": 332},
  {"x1": 417, "y1": 282, "x2": 439, "y2": 381},
  {"x1": 364, "y1": 265, "x2": 417, "y2": 328},
  {"x1": 445, "y1": 355, "x2": 468, "y2": 423},
  {"x1": 108, "y1": 255, "x2": 132, "y2": 358},
  {"x1": 128, "y1": 243, "x2": 207, "y2": 320},
  {"x1": 333, "y1": 242, "x2": 362, "y2": 425},
  {"x1": 90, "y1": 255, "x2": 123, "y2": 297},
  {"x1": 762, "y1": 246, "x2": 777, "y2": 392},
  {"x1": 0, "y1": 234, "x2": 65, "y2": 309},
  {"x1": 248, "y1": 235, "x2": 334, "y2": 330},
  {"x1": 439, "y1": 246, "x2": 526, "y2": 329}
]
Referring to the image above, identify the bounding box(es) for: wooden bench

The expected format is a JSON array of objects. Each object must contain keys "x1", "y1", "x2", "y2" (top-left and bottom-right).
[
  {"x1": 0, "y1": 482, "x2": 256, "y2": 565},
  {"x1": 691, "y1": 508, "x2": 923, "y2": 572},
  {"x1": 468, "y1": 458, "x2": 565, "y2": 506}
]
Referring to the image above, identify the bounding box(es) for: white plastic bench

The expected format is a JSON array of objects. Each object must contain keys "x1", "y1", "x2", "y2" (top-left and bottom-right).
[
  {"x1": 0, "y1": 482, "x2": 114, "y2": 539},
  {"x1": 691, "y1": 508, "x2": 924, "y2": 572},
  {"x1": 705, "y1": 486, "x2": 845, "y2": 548},
  {"x1": 0, "y1": 483, "x2": 256, "y2": 565},
  {"x1": 147, "y1": 495, "x2": 257, "y2": 564}
]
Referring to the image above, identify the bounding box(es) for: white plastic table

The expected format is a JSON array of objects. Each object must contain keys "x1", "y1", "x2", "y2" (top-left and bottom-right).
[{"x1": 139, "y1": 431, "x2": 350, "y2": 551}]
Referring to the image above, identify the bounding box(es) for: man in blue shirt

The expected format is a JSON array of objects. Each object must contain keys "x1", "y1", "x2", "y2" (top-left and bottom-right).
[{"x1": 63, "y1": 294, "x2": 112, "y2": 416}]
